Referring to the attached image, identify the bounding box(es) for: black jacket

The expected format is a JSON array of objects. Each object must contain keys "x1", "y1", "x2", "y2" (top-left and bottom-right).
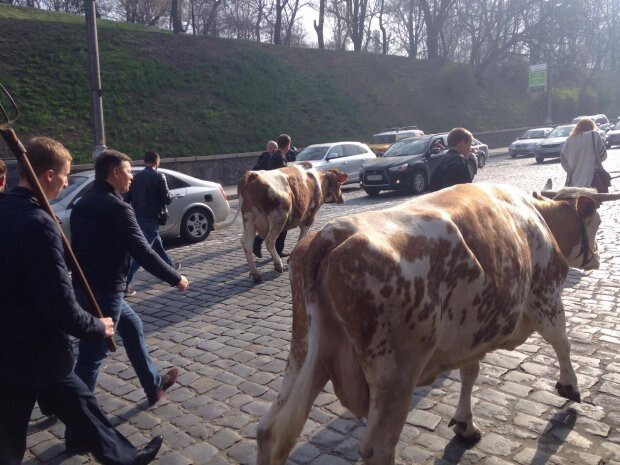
[
  {"x1": 0, "y1": 187, "x2": 105, "y2": 388},
  {"x1": 71, "y1": 181, "x2": 181, "y2": 292},
  {"x1": 126, "y1": 167, "x2": 172, "y2": 220},
  {"x1": 269, "y1": 150, "x2": 288, "y2": 169},
  {"x1": 431, "y1": 149, "x2": 472, "y2": 191}
]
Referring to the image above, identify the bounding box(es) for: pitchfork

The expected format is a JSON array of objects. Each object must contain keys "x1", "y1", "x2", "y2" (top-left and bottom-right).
[{"x1": 0, "y1": 83, "x2": 116, "y2": 351}]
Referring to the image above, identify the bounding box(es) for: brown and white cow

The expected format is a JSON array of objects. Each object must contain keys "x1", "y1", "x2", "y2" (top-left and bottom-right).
[
  {"x1": 237, "y1": 165, "x2": 348, "y2": 282},
  {"x1": 257, "y1": 182, "x2": 620, "y2": 465}
]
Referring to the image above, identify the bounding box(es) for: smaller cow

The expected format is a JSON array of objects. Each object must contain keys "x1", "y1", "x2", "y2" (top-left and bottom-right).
[
  {"x1": 238, "y1": 165, "x2": 347, "y2": 282},
  {"x1": 257, "y1": 182, "x2": 620, "y2": 465}
]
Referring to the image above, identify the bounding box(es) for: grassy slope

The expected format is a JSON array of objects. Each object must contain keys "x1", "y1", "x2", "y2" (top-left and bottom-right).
[{"x1": 1, "y1": 5, "x2": 537, "y2": 162}]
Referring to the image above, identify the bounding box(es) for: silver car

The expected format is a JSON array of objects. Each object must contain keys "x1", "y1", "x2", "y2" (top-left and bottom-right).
[
  {"x1": 294, "y1": 141, "x2": 376, "y2": 183},
  {"x1": 51, "y1": 167, "x2": 230, "y2": 243}
]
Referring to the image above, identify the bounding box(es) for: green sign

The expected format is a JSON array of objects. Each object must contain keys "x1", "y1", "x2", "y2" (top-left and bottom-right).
[{"x1": 529, "y1": 64, "x2": 547, "y2": 92}]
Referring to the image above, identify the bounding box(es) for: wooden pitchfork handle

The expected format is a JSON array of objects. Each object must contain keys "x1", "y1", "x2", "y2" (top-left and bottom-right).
[{"x1": 1, "y1": 128, "x2": 116, "y2": 352}]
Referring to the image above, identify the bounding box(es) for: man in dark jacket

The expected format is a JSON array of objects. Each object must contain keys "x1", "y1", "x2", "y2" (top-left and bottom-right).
[
  {"x1": 0, "y1": 137, "x2": 162, "y2": 465},
  {"x1": 69, "y1": 150, "x2": 189, "y2": 413},
  {"x1": 253, "y1": 140, "x2": 278, "y2": 170},
  {"x1": 253, "y1": 134, "x2": 291, "y2": 258},
  {"x1": 124, "y1": 151, "x2": 177, "y2": 296},
  {"x1": 431, "y1": 127, "x2": 473, "y2": 191}
]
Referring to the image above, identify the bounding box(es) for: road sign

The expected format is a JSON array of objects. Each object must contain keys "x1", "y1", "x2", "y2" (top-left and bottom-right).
[{"x1": 529, "y1": 64, "x2": 547, "y2": 93}]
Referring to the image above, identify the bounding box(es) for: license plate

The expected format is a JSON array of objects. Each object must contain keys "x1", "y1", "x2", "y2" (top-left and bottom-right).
[{"x1": 367, "y1": 174, "x2": 383, "y2": 181}]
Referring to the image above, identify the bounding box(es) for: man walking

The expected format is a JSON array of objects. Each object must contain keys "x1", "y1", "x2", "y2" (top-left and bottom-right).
[
  {"x1": 125, "y1": 151, "x2": 178, "y2": 297},
  {"x1": 430, "y1": 127, "x2": 473, "y2": 191},
  {"x1": 0, "y1": 137, "x2": 162, "y2": 465},
  {"x1": 69, "y1": 150, "x2": 189, "y2": 412},
  {"x1": 252, "y1": 134, "x2": 292, "y2": 258}
]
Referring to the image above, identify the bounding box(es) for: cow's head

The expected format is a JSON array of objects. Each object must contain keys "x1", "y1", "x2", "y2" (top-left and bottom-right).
[
  {"x1": 321, "y1": 169, "x2": 348, "y2": 204},
  {"x1": 535, "y1": 180, "x2": 620, "y2": 270}
]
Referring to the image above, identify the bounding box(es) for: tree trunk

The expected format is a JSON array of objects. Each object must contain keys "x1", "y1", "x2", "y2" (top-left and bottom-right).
[
  {"x1": 171, "y1": 0, "x2": 183, "y2": 33},
  {"x1": 379, "y1": 0, "x2": 386, "y2": 54},
  {"x1": 313, "y1": 0, "x2": 325, "y2": 49}
]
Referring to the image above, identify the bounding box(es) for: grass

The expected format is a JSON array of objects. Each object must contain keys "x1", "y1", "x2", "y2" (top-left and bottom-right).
[{"x1": 2, "y1": 4, "x2": 618, "y2": 162}]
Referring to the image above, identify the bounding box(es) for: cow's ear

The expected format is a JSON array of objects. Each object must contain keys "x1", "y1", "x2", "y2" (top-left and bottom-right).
[
  {"x1": 576, "y1": 195, "x2": 597, "y2": 219},
  {"x1": 330, "y1": 170, "x2": 348, "y2": 184},
  {"x1": 532, "y1": 192, "x2": 544, "y2": 200}
]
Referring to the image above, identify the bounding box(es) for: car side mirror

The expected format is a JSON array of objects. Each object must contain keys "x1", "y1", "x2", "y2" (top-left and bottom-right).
[{"x1": 430, "y1": 147, "x2": 441, "y2": 155}]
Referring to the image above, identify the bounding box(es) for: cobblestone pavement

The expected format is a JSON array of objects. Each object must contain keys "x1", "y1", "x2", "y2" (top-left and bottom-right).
[{"x1": 24, "y1": 151, "x2": 620, "y2": 465}]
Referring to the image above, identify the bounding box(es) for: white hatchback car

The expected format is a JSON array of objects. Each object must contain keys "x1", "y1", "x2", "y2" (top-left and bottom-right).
[
  {"x1": 51, "y1": 167, "x2": 230, "y2": 243},
  {"x1": 293, "y1": 141, "x2": 376, "y2": 183}
]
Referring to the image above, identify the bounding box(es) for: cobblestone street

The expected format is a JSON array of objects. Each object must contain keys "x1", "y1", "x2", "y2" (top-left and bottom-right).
[{"x1": 24, "y1": 151, "x2": 620, "y2": 465}]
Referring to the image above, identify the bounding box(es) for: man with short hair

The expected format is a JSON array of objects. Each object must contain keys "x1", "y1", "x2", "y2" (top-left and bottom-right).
[
  {"x1": 0, "y1": 137, "x2": 162, "y2": 465},
  {"x1": 431, "y1": 127, "x2": 473, "y2": 191},
  {"x1": 253, "y1": 140, "x2": 278, "y2": 170},
  {"x1": 0, "y1": 159, "x2": 6, "y2": 192},
  {"x1": 253, "y1": 134, "x2": 292, "y2": 258},
  {"x1": 124, "y1": 150, "x2": 177, "y2": 297},
  {"x1": 69, "y1": 150, "x2": 189, "y2": 412}
]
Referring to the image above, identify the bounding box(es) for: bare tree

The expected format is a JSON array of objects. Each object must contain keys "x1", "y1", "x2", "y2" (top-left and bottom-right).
[
  {"x1": 313, "y1": 0, "x2": 326, "y2": 48},
  {"x1": 418, "y1": 0, "x2": 455, "y2": 59}
]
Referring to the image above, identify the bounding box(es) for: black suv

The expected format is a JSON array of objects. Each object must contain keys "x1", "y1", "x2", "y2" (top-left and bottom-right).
[{"x1": 359, "y1": 134, "x2": 477, "y2": 196}]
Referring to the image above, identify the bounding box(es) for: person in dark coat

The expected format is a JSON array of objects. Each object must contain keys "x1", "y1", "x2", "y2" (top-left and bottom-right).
[
  {"x1": 0, "y1": 137, "x2": 162, "y2": 465},
  {"x1": 431, "y1": 127, "x2": 473, "y2": 191},
  {"x1": 69, "y1": 150, "x2": 189, "y2": 415},
  {"x1": 253, "y1": 134, "x2": 291, "y2": 258},
  {"x1": 253, "y1": 140, "x2": 278, "y2": 170},
  {"x1": 124, "y1": 151, "x2": 177, "y2": 297}
]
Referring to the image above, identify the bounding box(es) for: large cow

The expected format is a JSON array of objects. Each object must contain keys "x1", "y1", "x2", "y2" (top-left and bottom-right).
[
  {"x1": 237, "y1": 165, "x2": 348, "y2": 282},
  {"x1": 257, "y1": 182, "x2": 620, "y2": 465}
]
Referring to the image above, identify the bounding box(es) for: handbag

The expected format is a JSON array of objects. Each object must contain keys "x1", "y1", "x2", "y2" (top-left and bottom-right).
[
  {"x1": 590, "y1": 132, "x2": 611, "y2": 193},
  {"x1": 157, "y1": 206, "x2": 169, "y2": 226}
]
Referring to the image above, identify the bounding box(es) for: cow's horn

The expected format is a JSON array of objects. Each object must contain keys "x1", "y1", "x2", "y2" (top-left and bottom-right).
[
  {"x1": 540, "y1": 190, "x2": 558, "y2": 199},
  {"x1": 587, "y1": 192, "x2": 620, "y2": 202},
  {"x1": 543, "y1": 178, "x2": 553, "y2": 191}
]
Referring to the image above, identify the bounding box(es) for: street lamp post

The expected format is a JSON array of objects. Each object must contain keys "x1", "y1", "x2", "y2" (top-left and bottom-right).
[{"x1": 85, "y1": 0, "x2": 106, "y2": 160}]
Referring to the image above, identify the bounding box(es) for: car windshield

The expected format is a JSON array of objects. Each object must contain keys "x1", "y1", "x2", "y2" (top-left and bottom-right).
[
  {"x1": 50, "y1": 175, "x2": 89, "y2": 204},
  {"x1": 383, "y1": 138, "x2": 429, "y2": 158},
  {"x1": 548, "y1": 127, "x2": 573, "y2": 138},
  {"x1": 522, "y1": 130, "x2": 546, "y2": 139},
  {"x1": 296, "y1": 146, "x2": 330, "y2": 161},
  {"x1": 371, "y1": 134, "x2": 396, "y2": 144}
]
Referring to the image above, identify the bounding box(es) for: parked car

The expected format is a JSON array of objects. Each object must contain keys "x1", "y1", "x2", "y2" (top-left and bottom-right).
[
  {"x1": 359, "y1": 134, "x2": 477, "y2": 196},
  {"x1": 51, "y1": 167, "x2": 230, "y2": 243},
  {"x1": 471, "y1": 137, "x2": 489, "y2": 168},
  {"x1": 368, "y1": 126, "x2": 425, "y2": 156},
  {"x1": 605, "y1": 120, "x2": 620, "y2": 148},
  {"x1": 571, "y1": 114, "x2": 611, "y2": 132},
  {"x1": 534, "y1": 124, "x2": 575, "y2": 163},
  {"x1": 294, "y1": 141, "x2": 375, "y2": 183},
  {"x1": 509, "y1": 127, "x2": 553, "y2": 158}
]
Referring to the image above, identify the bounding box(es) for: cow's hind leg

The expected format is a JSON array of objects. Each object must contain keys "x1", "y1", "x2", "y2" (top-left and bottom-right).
[
  {"x1": 450, "y1": 361, "x2": 482, "y2": 441},
  {"x1": 264, "y1": 216, "x2": 286, "y2": 273},
  {"x1": 241, "y1": 222, "x2": 262, "y2": 282},
  {"x1": 257, "y1": 333, "x2": 328, "y2": 465},
  {"x1": 529, "y1": 301, "x2": 580, "y2": 403}
]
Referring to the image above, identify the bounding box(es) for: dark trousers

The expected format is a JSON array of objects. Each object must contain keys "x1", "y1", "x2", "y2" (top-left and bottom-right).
[
  {"x1": 0, "y1": 372, "x2": 137, "y2": 465},
  {"x1": 254, "y1": 229, "x2": 288, "y2": 255},
  {"x1": 126, "y1": 217, "x2": 174, "y2": 287}
]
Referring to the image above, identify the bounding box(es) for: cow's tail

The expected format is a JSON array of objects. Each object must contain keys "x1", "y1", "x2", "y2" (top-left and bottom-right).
[{"x1": 216, "y1": 171, "x2": 257, "y2": 229}]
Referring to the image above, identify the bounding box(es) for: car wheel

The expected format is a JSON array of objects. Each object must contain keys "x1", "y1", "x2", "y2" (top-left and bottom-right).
[
  {"x1": 467, "y1": 160, "x2": 476, "y2": 180},
  {"x1": 535, "y1": 156, "x2": 544, "y2": 164},
  {"x1": 410, "y1": 171, "x2": 427, "y2": 195},
  {"x1": 510, "y1": 154, "x2": 517, "y2": 158},
  {"x1": 478, "y1": 152, "x2": 486, "y2": 168},
  {"x1": 180, "y1": 207, "x2": 212, "y2": 243},
  {"x1": 364, "y1": 187, "x2": 381, "y2": 196}
]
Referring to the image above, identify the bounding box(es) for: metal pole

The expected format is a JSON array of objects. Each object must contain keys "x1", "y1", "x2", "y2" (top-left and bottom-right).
[
  {"x1": 545, "y1": 66, "x2": 552, "y2": 124},
  {"x1": 85, "y1": 0, "x2": 106, "y2": 160}
]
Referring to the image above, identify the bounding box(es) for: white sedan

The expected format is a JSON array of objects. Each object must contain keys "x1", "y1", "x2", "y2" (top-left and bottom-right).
[{"x1": 51, "y1": 167, "x2": 230, "y2": 243}]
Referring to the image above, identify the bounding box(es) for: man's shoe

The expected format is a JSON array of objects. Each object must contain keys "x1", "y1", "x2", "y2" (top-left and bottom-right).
[
  {"x1": 65, "y1": 438, "x2": 89, "y2": 455},
  {"x1": 124, "y1": 287, "x2": 136, "y2": 298},
  {"x1": 277, "y1": 251, "x2": 290, "y2": 258},
  {"x1": 147, "y1": 368, "x2": 179, "y2": 405},
  {"x1": 133, "y1": 435, "x2": 163, "y2": 465},
  {"x1": 253, "y1": 241, "x2": 262, "y2": 258}
]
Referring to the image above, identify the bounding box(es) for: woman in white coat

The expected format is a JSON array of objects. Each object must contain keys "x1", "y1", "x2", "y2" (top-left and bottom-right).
[{"x1": 560, "y1": 118, "x2": 607, "y2": 188}]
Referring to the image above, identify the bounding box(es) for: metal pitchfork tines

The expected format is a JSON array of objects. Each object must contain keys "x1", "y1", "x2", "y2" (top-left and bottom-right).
[{"x1": 0, "y1": 83, "x2": 116, "y2": 351}]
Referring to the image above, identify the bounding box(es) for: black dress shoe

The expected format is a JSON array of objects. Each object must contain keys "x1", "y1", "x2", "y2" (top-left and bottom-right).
[
  {"x1": 277, "y1": 251, "x2": 289, "y2": 258},
  {"x1": 133, "y1": 435, "x2": 163, "y2": 465}
]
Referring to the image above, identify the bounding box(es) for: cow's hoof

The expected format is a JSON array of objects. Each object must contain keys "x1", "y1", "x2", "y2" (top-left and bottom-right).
[
  {"x1": 274, "y1": 263, "x2": 284, "y2": 273},
  {"x1": 251, "y1": 273, "x2": 263, "y2": 283},
  {"x1": 449, "y1": 418, "x2": 482, "y2": 443},
  {"x1": 555, "y1": 382, "x2": 581, "y2": 403}
]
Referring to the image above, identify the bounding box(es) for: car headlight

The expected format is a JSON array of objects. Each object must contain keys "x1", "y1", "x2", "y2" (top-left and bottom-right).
[{"x1": 388, "y1": 164, "x2": 408, "y2": 173}]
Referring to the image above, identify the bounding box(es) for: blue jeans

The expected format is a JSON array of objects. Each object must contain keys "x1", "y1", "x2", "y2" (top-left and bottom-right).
[
  {"x1": 126, "y1": 217, "x2": 174, "y2": 287},
  {"x1": 74, "y1": 290, "x2": 162, "y2": 395}
]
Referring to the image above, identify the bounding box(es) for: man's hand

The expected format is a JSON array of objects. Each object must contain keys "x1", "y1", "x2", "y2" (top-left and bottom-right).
[
  {"x1": 177, "y1": 275, "x2": 189, "y2": 291},
  {"x1": 99, "y1": 317, "x2": 115, "y2": 338}
]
